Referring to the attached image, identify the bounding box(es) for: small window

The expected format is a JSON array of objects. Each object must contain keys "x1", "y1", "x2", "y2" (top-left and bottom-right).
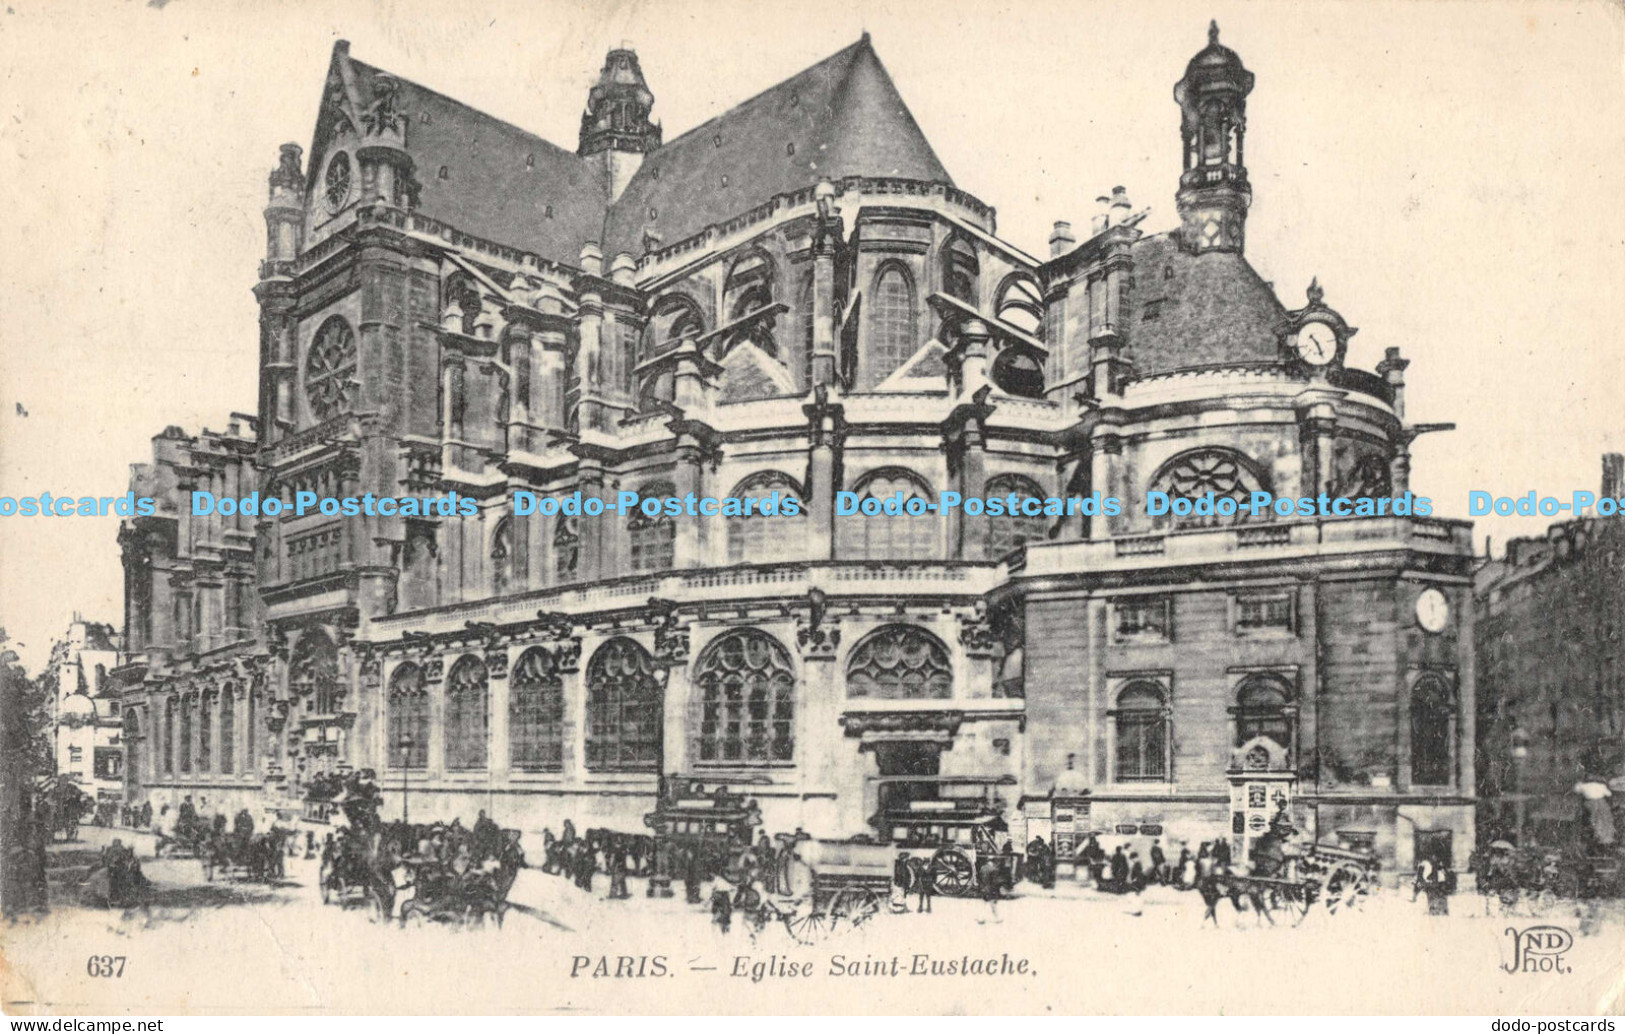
[
  {"x1": 1236, "y1": 592, "x2": 1294, "y2": 634},
  {"x1": 1115, "y1": 596, "x2": 1171, "y2": 640},
  {"x1": 1143, "y1": 299, "x2": 1164, "y2": 321},
  {"x1": 651, "y1": 167, "x2": 660, "y2": 180},
  {"x1": 648, "y1": 206, "x2": 658, "y2": 220},
  {"x1": 713, "y1": 133, "x2": 723, "y2": 148},
  {"x1": 525, "y1": 153, "x2": 535, "y2": 169},
  {"x1": 721, "y1": 175, "x2": 729, "y2": 187},
  {"x1": 544, "y1": 204, "x2": 554, "y2": 219},
  {"x1": 786, "y1": 142, "x2": 795, "y2": 156},
  {"x1": 438, "y1": 165, "x2": 450, "y2": 180}
]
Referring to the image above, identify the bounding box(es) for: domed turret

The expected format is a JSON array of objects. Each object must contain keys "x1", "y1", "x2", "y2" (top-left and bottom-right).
[{"x1": 1174, "y1": 21, "x2": 1255, "y2": 254}]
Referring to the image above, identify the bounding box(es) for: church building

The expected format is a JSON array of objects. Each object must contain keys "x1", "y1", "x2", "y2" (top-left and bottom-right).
[{"x1": 114, "y1": 25, "x2": 1477, "y2": 875}]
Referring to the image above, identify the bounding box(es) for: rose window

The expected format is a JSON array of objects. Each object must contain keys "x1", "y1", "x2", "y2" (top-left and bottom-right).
[{"x1": 304, "y1": 318, "x2": 358, "y2": 422}]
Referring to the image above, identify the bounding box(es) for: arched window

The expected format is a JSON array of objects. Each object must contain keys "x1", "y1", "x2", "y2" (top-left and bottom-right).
[
  {"x1": 490, "y1": 518, "x2": 513, "y2": 595},
  {"x1": 942, "y1": 236, "x2": 979, "y2": 304},
  {"x1": 983, "y1": 474, "x2": 1049, "y2": 559},
  {"x1": 387, "y1": 663, "x2": 429, "y2": 770},
  {"x1": 846, "y1": 624, "x2": 953, "y2": 700},
  {"x1": 199, "y1": 691, "x2": 213, "y2": 775},
  {"x1": 163, "y1": 697, "x2": 175, "y2": 774},
  {"x1": 628, "y1": 480, "x2": 676, "y2": 572},
  {"x1": 991, "y1": 350, "x2": 1045, "y2": 398},
  {"x1": 692, "y1": 629, "x2": 795, "y2": 765},
  {"x1": 585, "y1": 637, "x2": 664, "y2": 773},
  {"x1": 179, "y1": 693, "x2": 195, "y2": 773},
  {"x1": 444, "y1": 655, "x2": 490, "y2": 771},
  {"x1": 1148, "y1": 448, "x2": 1268, "y2": 530},
  {"x1": 1411, "y1": 677, "x2": 1455, "y2": 785},
  {"x1": 510, "y1": 647, "x2": 565, "y2": 773},
  {"x1": 642, "y1": 294, "x2": 705, "y2": 362},
  {"x1": 840, "y1": 468, "x2": 936, "y2": 560},
  {"x1": 866, "y1": 264, "x2": 916, "y2": 388},
  {"x1": 727, "y1": 471, "x2": 806, "y2": 564},
  {"x1": 290, "y1": 629, "x2": 342, "y2": 716},
  {"x1": 219, "y1": 686, "x2": 235, "y2": 775},
  {"x1": 1234, "y1": 675, "x2": 1294, "y2": 751},
  {"x1": 1114, "y1": 682, "x2": 1169, "y2": 782},
  {"x1": 553, "y1": 515, "x2": 579, "y2": 583},
  {"x1": 723, "y1": 249, "x2": 777, "y2": 357},
  {"x1": 305, "y1": 316, "x2": 358, "y2": 422}
]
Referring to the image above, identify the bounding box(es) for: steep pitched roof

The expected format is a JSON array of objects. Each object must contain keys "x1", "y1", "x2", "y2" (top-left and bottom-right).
[
  {"x1": 324, "y1": 49, "x2": 606, "y2": 266},
  {"x1": 603, "y1": 35, "x2": 951, "y2": 255},
  {"x1": 1126, "y1": 233, "x2": 1288, "y2": 376}
]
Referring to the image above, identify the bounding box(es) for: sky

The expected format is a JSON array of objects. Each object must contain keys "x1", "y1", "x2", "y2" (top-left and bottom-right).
[{"x1": 0, "y1": 0, "x2": 1622, "y2": 672}]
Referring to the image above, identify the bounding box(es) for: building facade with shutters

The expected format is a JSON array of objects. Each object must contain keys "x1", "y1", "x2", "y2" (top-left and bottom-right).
[{"x1": 114, "y1": 26, "x2": 1476, "y2": 873}]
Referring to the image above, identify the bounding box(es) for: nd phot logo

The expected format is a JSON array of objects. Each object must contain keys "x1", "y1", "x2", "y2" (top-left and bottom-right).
[{"x1": 1502, "y1": 925, "x2": 1573, "y2": 974}]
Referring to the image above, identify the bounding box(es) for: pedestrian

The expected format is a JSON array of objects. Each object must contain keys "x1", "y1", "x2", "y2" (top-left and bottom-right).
[
  {"x1": 1423, "y1": 860, "x2": 1451, "y2": 916},
  {"x1": 1149, "y1": 840, "x2": 1167, "y2": 885},
  {"x1": 609, "y1": 839, "x2": 630, "y2": 900},
  {"x1": 1177, "y1": 847, "x2": 1195, "y2": 889},
  {"x1": 1212, "y1": 837, "x2": 1232, "y2": 873},
  {"x1": 1108, "y1": 846, "x2": 1129, "y2": 892},
  {"x1": 1129, "y1": 853, "x2": 1146, "y2": 894},
  {"x1": 916, "y1": 862, "x2": 934, "y2": 914},
  {"x1": 891, "y1": 853, "x2": 912, "y2": 913},
  {"x1": 977, "y1": 855, "x2": 1002, "y2": 920},
  {"x1": 683, "y1": 848, "x2": 702, "y2": 905},
  {"x1": 711, "y1": 885, "x2": 733, "y2": 933}
]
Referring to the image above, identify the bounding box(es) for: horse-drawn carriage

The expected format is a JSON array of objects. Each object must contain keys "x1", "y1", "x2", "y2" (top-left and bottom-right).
[
  {"x1": 881, "y1": 800, "x2": 1020, "y2": 898},
  {"x1": 738, "y1": 837, "x2": 894, "y2": 944},
  {"x1": 204, "y1": 824, "x2": 292, "y2": 883},
  {"x1": 1201, "y1": 809, "x2": 1379, "y2": 925},
  {"x1": 396, "y1": 827, "x2": 526, "y2": 928}
]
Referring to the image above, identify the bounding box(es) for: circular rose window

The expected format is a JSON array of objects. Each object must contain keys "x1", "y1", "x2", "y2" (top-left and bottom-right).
[
  {"x1": 324, "y1": 151, "x2": 352, "y2": 213},
  {"x1": 305, "y1": 317, "x2": 357, "y2": 421}
]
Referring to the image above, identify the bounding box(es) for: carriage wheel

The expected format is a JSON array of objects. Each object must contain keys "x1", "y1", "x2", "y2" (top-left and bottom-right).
[
  {"x1": 1325, "y1": 865, "x2": 1368, "y2": 913},
  {"x1": 832, "y1": 886, "x2": 881, "y2": 930},
  {"x1": 368, "y1": 885, "x2": 392, "y2": 923},
  {"x1": 784, "y1": 910, "x2": 828, "y2": 945},
  {"x1": 931, "y1": 848, "x2": 975, "y2": 897}
]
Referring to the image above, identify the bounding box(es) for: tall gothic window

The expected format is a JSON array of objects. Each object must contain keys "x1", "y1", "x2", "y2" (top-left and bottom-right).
[
  {"x1": 796, "y1": 268, "x2": 815, "y2": 389},
  {"x1": 123, "y1": 710, "x2": 141, "y2": 791},
  {"x1": 840, "y1": 468, "x2": 936, "y2": 561},
  {"x1": 1114, "y1": 682, "x2": 1170, "y2": 782},
  {"x1": 387, "y1": 663, "x2": 429, "y2": 770},
  {"x1": 727, "y1": 471, "x2": 806, "y2": 564},
  {"x1": 983, "y1": 474, "x2": 1049, "y2": 559},
  {"x1": 444, "y1": 656, "x2": 490, "y2": 771},
  {"x1": 245, "y1": 685, "x2": 257, "y2": 773},
  {"x1": 1148, "y1": 448, "x2": 1267, "y2": 530},
  {"x1": 1411, "y1": 677, "x2": 1455, "y2": 785},
  {"x1": 942, "y1": 236, "x2": 979, "y2": 304},
  {"x1": 584, "y1": 637, "x2": 664, "y2": 773},
  {"x1": 509, "y1": 648, "x2": 565, "y2": 773},
  {"x1": 198, "y1": 692, "x2": 213, "y2": 774},
  {"x1": 304, "y1": 316, "x2": 358, "y2": 422},
  {"x1": 219, "y1": 686, "x2": 235, "y2": 774},
  {"x1": 554, "y1": 515, "x2": 580, "y2": 584},
  {"x1": 1234, "y1": 674, "x2": 1294, "y2": 752},
  {"x1": 164, "y1": 699, "x2": 177, "y2": 770},
  {"x1": 692, "y1": 629, "x2": 795, "y2": 765},
  {"x1": 179, "y1": 694, "x2": 194, "y2": 774},
  {"x1": 866, "y1": 265, "x2": 916, "y2": 388},
  {"x1": 628, "y1": 480, "x2": 676, "y2": 572},
  {"x1": 490, "y1": 519, "x2": 513, "y2": 595},
  {"x1": 290, "y1": 629, "x2": 342, "y2": 716},
  {"x1": 846, "y1": 625, "x2": 953, "y2": 700}
]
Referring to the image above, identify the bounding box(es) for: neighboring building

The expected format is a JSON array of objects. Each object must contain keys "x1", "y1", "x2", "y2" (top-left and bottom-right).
[
  {"x1": 116, "y1": 25, "x2": 1477, "y2": 873},
  {"x1": 110, "y1": 420, "x2": 262, "y2": 820},
  {"x1": 1475, "y1": 454, "x2": 1625, "y2": 849},
  {"x1": 43, "y1": 617, "x2": 125, "y2": 821}
]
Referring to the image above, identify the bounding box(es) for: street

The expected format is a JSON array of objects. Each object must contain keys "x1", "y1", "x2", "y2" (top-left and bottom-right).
[{"x1": 4, "y1": 825, "x2": 1622, "y2": 1014}]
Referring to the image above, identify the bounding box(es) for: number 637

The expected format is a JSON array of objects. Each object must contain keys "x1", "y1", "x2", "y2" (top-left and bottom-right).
[{"x1": 86, "y1": 956, "x2": 126, "y2": 977}]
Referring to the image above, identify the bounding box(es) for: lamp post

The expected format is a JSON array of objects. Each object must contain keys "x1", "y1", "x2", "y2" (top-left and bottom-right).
[
  {"x1": 1511, "y1": 727, "x2": 1530, "y2": 846},
  {"x1": 399, "y1": 733, "x2": 413, "y2": 824}
]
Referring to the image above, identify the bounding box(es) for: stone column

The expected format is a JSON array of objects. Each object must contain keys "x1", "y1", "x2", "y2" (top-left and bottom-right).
[
  {"x1": 808, "y1": 181, "x2": 841, "y2": 388},
  {"x1": 803, "y1": 395, "x2": 845, "y2": 561},
  {"x1": 487, "y1": 648, "x2": 510, "y2": 782},
  {"x1": 1090, "y1": 426, "x2": 1123, "y2": 538}
]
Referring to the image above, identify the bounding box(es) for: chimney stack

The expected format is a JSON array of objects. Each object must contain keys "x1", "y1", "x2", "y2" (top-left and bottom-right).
[
  {"x1": 1049, "y1": 221, "x2": 1076, "y2": 258},
  {"x1": 1603, "y1": 452, "x2": 1624, "y2": 500},
  {"x1": 1109, "y1": 186, "x2": 1132, "y2": 224}
]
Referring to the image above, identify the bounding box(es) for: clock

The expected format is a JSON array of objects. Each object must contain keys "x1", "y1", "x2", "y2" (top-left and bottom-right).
[
  {"x1": 1415, "y1": 587, "x2": 1449, "y2": 633},
  {"x1": 1294, "y1": 321, "x2": 1338, "y2": 366}
]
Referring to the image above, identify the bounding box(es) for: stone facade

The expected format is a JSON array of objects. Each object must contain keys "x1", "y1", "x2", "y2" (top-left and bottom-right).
[
  {"x1": 115, "y1": 27, "x2": 1476, "y2": 873},
  {"x1": 1475, "y1": 455, "x2": 1625, "y2": 848}
]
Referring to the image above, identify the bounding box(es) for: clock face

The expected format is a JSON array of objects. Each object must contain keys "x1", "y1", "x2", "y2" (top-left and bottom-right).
[
  {"x1": 1415, "y1": 587, "x2": 1450, "y2": 633},
  {"x1": 1295, "y1": 322, "x2": 1338, "y2": 366},
  {"x1": 324, "y1": 152, "x2": 352, "y2": 214}
]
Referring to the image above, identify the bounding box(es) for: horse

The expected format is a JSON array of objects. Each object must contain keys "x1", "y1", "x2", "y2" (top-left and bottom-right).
[{"x1": 1197, "y1": 871, "x2": 1273, "y2": 927}]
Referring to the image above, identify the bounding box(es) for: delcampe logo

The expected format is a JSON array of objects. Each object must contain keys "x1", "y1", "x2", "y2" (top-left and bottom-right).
[{"x1": 1502, "y1": 926, "x2": 1574, "y2": 974}]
